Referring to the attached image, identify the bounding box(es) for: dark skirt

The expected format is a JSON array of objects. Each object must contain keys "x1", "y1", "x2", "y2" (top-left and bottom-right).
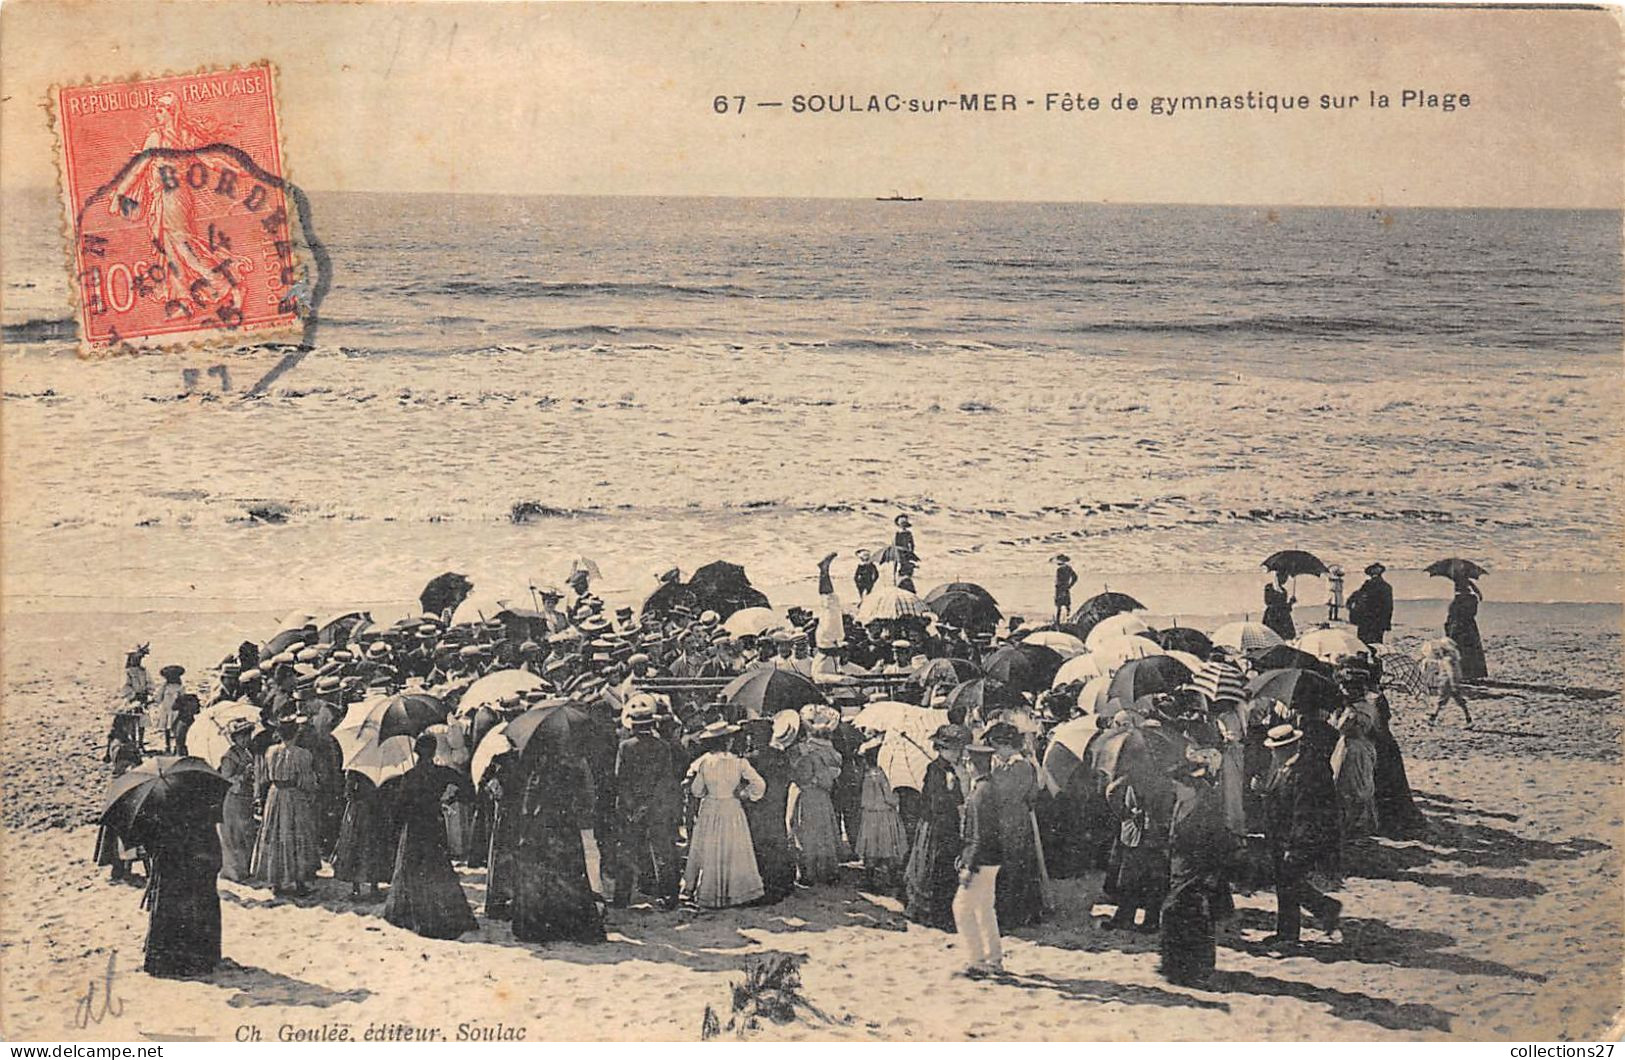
[
  {"x1": 381, "y1": 814, "x2": 477, "y2": 939},
  {"x1": 333, "y1": 787, "x2": 396, "y2": 887},
  {"x1": 512, "y1": 818, "x2": 604, "y2": 944},
  {"x1": 1373, "y1": 730, "x2": 1426, "y2": 838},
  {"x1": 996, "y1": 822, "x2": 1046, "y2": 928},
  {"x1": 1159, "y1": 883, "x2": 1217, "y2": 986},
  {"x1": 902, "y1": 819, "x2": 959, "y2": 930},
  {"x1": 143, "y1": 843, "x2": 221, "y2": 978},
  {"x1": 744, "y1": 807, "x2": 796, "y2": 904},
  {"x1": 1447, "y1": 619, "x2": 1488, "y2": 682},
  {"x1": 485, "y1": 802, "x2": 517, "y2": 917}
]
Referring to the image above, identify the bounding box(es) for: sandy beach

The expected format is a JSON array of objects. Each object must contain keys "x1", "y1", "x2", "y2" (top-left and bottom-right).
[{"x1": 2, "y1": 596, "x2": 1618, "y2": 1042}]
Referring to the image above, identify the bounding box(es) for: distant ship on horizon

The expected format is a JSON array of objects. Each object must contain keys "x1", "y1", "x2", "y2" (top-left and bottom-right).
[{"x1": 876, "y1": 193, "x2": 923, "y2": 201}]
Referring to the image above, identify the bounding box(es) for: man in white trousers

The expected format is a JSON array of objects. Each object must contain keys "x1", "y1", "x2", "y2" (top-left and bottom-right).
[{"x1": 953, "y1": 742, "x2": 1005, "y2": 978}]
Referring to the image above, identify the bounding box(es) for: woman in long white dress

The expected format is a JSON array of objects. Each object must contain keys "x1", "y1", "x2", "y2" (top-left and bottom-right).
[{"x1": 682, "y1": 722, "x2": 767, "y2": 909}]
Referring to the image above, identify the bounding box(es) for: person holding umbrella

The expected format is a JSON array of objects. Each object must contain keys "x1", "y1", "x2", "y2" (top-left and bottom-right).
[
  {"x1": 251, "y1": 714, "x2": 322, "y2": 898},
  {"x1": 332, "y1": 768, "x2": 396, "y2": 902},
  {"x1": 904, "y1": 723, "x2": 969, "y2": 930},
  {"x1": 94, "y1": 709, "x2": 147, "y2": 884},
  {"x1": 382, "y1": 734, "x2": 478, "y2": 938},
  {"x1": 140, "y1": 785, "x2": 225, "y2": 979},
  {"x1": 744, "y1": 710, "x2": 800, "y2": 905},
  {"x1": 1262, "y1": 571, "x2": 1296, "y2": 642},
  {"x1": 1346, "y1": 563, "x2": 1394, "y2": 646},
  {"x1": 1445, "y1": 576, "x2": 1488, "y2": 683}
]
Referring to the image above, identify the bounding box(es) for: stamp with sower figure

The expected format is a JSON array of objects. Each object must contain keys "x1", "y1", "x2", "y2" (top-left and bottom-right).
[{"x1": 53, "y1": 63, "x2": 305, "y2": 355}]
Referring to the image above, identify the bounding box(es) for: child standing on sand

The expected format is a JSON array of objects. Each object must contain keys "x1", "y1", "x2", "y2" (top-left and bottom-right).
[
  {"x1": 1420, "y1": 637, "x2": 1474, "y2": 727},
  {"x1": 855, "y1": 737, "x2": 907, "y2": 891}
]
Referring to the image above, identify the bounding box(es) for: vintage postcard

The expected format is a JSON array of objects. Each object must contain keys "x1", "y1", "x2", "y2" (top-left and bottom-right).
[{"x1": 1, "y1": 0, "x2": 1620, "y2": 1047}]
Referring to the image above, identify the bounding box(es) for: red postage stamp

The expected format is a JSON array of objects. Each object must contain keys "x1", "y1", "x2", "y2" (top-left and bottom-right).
[{"x1": 53, "y1": 63, "x2": 302, "y2": 354}]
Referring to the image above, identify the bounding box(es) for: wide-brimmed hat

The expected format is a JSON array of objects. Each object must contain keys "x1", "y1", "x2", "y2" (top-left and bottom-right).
[
  {"x1": 854, "y1": 548, "x2": 872, "y2": 561},
  {"x1": 366, "y1": 642, "x2": 392, "y2": 658},
  {"x1": 981, "y1": 721, "x2": 1023, "y2": 748},
  {"x1": 1053, "y1": 554, "x2": 1071, "y2": 564},
  {"x1": 895, "y1": 514, "x2": 911, "y2": 527},
  {"x1": 770, "y1": 709, "x2": 801, "y2": 750},
  {"x1": 226, "y1": 717, "x2": 257, "y2": 736},
  {"x1": 695, "y1": 719, "x2": 740, "y2": 743},
  {"x1": 698, "y1": 610, "x2": 721, "y2": 627},
  {"x1": 1264, "y1": 723, "x2": 1302, "y2": 749},
  {"x1": 931, "y1": 723, "x2": 972, "y2": 749},
  {"x1": 1365, "y1": 563, "x2": 1386, "y2": 576},
  {"x1": 159, "y1": 665, "x2": 186, "y2": 680}
]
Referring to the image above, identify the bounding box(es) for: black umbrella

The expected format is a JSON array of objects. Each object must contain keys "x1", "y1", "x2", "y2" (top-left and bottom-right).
[
  {"x1": 1246, "y1": 668, "x2": 1345, "y2": 714},
  {"x1": 373, "y1": 691, "x2": 450, "y2": 742},
  {"x1": 722, "y1": 667, "x2": 825, "y2": 718},
  {"x1": 985, "y1": 642, "x2": 1065, "y2": 693},
  {"x1": 1253, "y1": 645, "x2": 1333, "y2": 676},
  {"x1": 469, "y1": 703, "x2": 506, "y2": 756},
  {"x1": 641, "y1": 580, "x2": 698, "y2": 620},
  {"x1": 420, "y1": 572, "x2": 474, "y2": 618},
  {"x1": 505, "y1": 698, "x2": 591, "y2": 761},
  {"x1": 924, "y1": 588, "x2": 1002, "y2": 630},
  {"x1": 1152, "y1": 626, "x2": 1214, "y2": 656},
  {"x1": 686, "y1": 561, "x2": 771, "y2": 619},
  {"x1": 1074, "y1": 591, "x2": 1145, "y2": 619},
  {"x1": 941, "y1": 677, "x2": 1024, "y2": 719},
  {"x1": 1426, "y1": 558, "x2": 1487, "y2": 583},
  {"x1": 924, "y1": 582, "x2": 999, "y2": 608},
  {"x1": 1108, "y1": 656, "x2": 1195, "y2": 706},
  {"x1": 1262, "y1": 550, "x2": 1330, "y2": 578},
  {"x1": 99, "y1": 756, "x2": 230, "y2": 844}
]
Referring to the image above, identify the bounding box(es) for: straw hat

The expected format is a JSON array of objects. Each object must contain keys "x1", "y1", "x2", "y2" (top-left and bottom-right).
[
  {"x1": 1264, "y1": 723, "x2": 1302, "y2": 749},
  {"x1": 770, "y1": 709, "x2": 801, "y2": 751},
  {"x1": 695, "y1": 719, "x2": 740, "y2": 744}
]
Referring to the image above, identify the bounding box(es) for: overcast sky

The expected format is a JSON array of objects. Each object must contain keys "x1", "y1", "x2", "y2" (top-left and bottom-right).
[{"x1": 3, "y1": 1, "x2": 1620, "y2": 207}]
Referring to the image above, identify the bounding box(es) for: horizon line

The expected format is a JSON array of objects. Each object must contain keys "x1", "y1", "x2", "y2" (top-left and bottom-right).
[{"x1": 4, "y1": 185, "x2": 1621, "y2": 212}]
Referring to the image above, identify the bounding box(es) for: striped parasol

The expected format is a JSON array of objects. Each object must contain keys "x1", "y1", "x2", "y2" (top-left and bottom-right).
[{"x1": 1191, "y1": 658, "x2": 1248, "y2": 705}]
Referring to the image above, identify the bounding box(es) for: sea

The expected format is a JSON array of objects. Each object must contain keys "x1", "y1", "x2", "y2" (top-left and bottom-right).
[{"x1": 2, "y1": 191, "x2": 1621, "y2": 623}]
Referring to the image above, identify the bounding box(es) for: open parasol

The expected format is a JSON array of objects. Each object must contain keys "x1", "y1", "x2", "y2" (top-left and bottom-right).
[
  {"x1": 187, "y1": 700, "x2": 262, "y2": 768},
  {"x1": 1426, "y1": 558, "x2": 1487, "y2": 583},
  {"x1": 456, "y1": 669, "x2": 544, "y2": 716},
  {"x1": 1210, "y1": 620, "x2": 1284, "y2": 656},
  {"x1": 1084, "y1": 613, "x2": 1153, "y2": 651},
  {"x1": 1293, "y1": 627, "x2": 1369, "y2": 664},
  {"x1": 855, "y1": 585, "x2": 930, "y2": 624},
  {"x1": 1263, "y1": 550, "x2": 1330, "y2": 578},
  {"x1": 1246, "y1": 667, "x2": 1346, "y2": 715},
  {"x1": 99, "y1": 756, "x2": 230, "y2": 845},
  {"x1": 722, "y1": 667, "x2": 826, "y2": 718},
  {"x1": 1107, "y1": 655, "x2": 1194, "y2": 706},
  {"x1": 722, "y1": 607, "x2": 784, "y2": 638}
]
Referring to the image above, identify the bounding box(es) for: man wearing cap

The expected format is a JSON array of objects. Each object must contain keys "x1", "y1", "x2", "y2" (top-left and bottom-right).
[
  {"x1": 1258, "y1": 724, "x2": 1342, "y2": 948},
  {"x1": 884, "y1": 639, "x2": 914, "y2": 676},
  {"x1": 1052, "y1": 554, "x2": 1078, "y2": 625},
  {"x1": 1346, "y1": 562, "x2": 1394, "y2": 646},
  {"x1": 612, "y1": 700, "x2": 681, "y2": 909}
]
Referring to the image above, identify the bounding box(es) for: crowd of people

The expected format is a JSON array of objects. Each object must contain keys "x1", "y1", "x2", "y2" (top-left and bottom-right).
[{"x1": 97, "y1": 529, "x2": 1489, "y2": 990}]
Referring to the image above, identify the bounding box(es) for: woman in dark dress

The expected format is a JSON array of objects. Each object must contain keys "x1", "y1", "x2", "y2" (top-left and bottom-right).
[
  {"x1": 1262, "y1": 572, "x2": 1296, "y2": 642},
  {"x1": 1445, "y1": 579, "x2": 1488, "y2": 682},
  {"x1": 903, "y1": 724, "x2": 968, "y2": 929},
  {"x1": 142, "y1": 800, "x2": 223, "y2": 979},
  {"x1": 744, "y1": 712, "x2": 799, "y2": 904},
  {"x1": 381, "y1": 736, "x2": 478, "y2": 939},
  {"x1": 482, "y1": 752, "x2": 522, "y2": 919},
  {"x1": 1372, "y1": 688, "x2": 1427, "y2": 839},
  {"x1": 511, "y1": 735, "x2": 605, "y2": 944},
  {"x1": 986, "y1": 725, "x2": 1045, "y2": 929},
  {"x1": 332, "y1": 771, "x2": 396, "y2": 900}
]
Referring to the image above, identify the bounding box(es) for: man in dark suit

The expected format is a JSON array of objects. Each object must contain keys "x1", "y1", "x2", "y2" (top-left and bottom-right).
[
  {"x1": 1259, "y1": 725, "x2": 1342, "y2": 948},
  {"x1": 1347, "y1": 563, "x2": 1394, "y2": 646},
  {"x1": 611, "y1": 700, "x2": 681, "y2": 908}
]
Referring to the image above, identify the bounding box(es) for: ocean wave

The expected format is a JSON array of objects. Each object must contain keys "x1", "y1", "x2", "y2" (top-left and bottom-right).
[
  {"x1": 396, "y1": 278, "x2": 759, "y2": 300},
  {"x1": 2, "y1": 317, "x2": 77, "y2": 343}
]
